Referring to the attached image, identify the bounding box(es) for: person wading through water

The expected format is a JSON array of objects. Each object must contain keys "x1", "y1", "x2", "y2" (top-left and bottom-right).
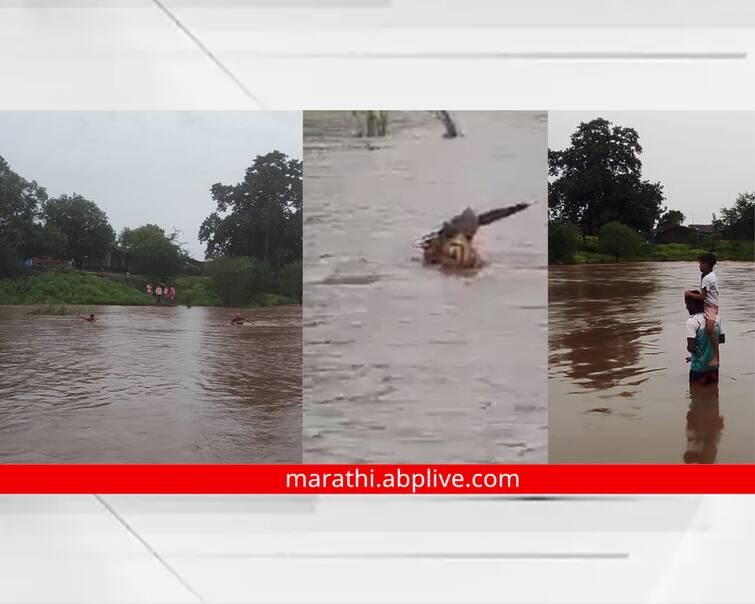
[
  {"x1": 684, "y1": 290, "x2": 723, "y2": 386},
  {"x1": 683, "y1": 290, "x2": 725, "y2": 463}
]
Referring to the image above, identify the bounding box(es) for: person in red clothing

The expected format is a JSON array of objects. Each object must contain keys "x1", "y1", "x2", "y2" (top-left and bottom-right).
[{"x1": 230, "y1": 313, "x2": 251, "y2": 325}]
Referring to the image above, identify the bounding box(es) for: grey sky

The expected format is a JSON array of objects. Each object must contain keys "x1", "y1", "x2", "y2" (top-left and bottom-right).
[
  {"x1": 548, "y1": 112, "x2": 755, "y2": 226},
  {"x1": 0, "y1": 112, "x2": 302, "y2": 259}
]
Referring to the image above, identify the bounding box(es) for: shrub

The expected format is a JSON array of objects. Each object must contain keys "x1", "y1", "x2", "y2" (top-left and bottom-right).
[
  {"x1": 597, "y1": 221, "x2": 643, "y2": 262},
  {"x1": 548, "y1": 221, "x2": 581, "y2": 264},
  {"x1": 0, "y1": 244, "x2": 20, "y2": 278},
  {"x1": 704, "y1": 232, "x2": 722, "y2": 252},
  {"x1": 278, "y1": 260, "x2": 302, "y2": 303},
  {"x1": 0, "y1": 266, "x2": 151, "y2": 305}
]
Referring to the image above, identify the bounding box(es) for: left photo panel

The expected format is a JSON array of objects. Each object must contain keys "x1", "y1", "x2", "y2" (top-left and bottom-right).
[{"x1": 0, "y1": 112, "x2": 303, "y2": 463}]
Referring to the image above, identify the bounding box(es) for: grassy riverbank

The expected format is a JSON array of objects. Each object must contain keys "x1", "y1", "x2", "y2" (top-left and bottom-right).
[
  {"x1": 0, "y1": 267, "x2": 297, "y2": 307},
  {"x1": 571, "y1": 238, "x2": 754, "y2": 264}
]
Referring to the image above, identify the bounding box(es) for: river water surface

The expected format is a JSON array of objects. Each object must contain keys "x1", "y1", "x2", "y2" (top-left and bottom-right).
[
  {"x1": 304, "y1": 111, "x2": 548, "y2": 462},
  {"x1": 549, "y1": 262, "x2": 754, "y2": 463},
  {"x1": 0, "y1": 305, "x2": 302, "y2": 463}
]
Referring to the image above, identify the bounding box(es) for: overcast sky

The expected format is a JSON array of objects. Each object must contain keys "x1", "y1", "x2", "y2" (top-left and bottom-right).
[
  {"x1": 0, "y1": 112, "x2": 302, "y2": 259},
  {"x1": 548, "y1": 112, "x2": 755, "y2": 226}
]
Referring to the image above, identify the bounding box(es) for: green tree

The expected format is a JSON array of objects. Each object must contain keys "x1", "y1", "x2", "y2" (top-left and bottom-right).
[
  {"x1": 657, "y1": 209, "x2": 685, "y2": 228},
  {"x1": 198, "y1": 151, "x2": 302, "y2": 265},
  {"x1": 25, "y1": 223, "x2": 69, "y2": 259},
  {"x1": 119, "y1": 224, "x2": 185, "y2": 280},
  {"x1": 249, "y1": 260, "x2": 274, "y2": 300},
  {"x1": 704, "y1": 232, "x2": 722, "y2": 252},
  {"x1": 0, "y1": 243, "x2": 20, "y2": 277},
  {"x1": 0, "y1": 155, "x2": 49, "y2": 273},
  {"x1": 45, "y1": 194, "x2": 115, "y2": 268},
  {"x1": 549, "y1": 119, "x2": 665, "y2": 239},
  {"x1": 716, "y1": 192, "x2": 754, "y2": 239},
  {"x1": 548, "y1": 221, "x2": 581, "y2": 264},
  {"x1": 598, "y1": 221, "x2": 643, "y2": 262},
  {"x1": 205, "y1": 255, "x2": 255, "y2": 306},
  {"x1": 278, "y1": 260, "x2": 303, "y2": 303}
]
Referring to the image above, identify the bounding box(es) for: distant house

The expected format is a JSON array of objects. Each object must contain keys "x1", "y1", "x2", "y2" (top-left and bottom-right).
[
  {"x1": 183, "y1": 256, "x2": 206, "y2": 274},
  {"x1": 650, "y1": 223, "x2": 722, "y2": 245},
  {"x1": 688, "y1": 224, "x2": 717, "y2": 238},
  {"x1": 81, "y1": 246, "x2": 129, "y2": 272},
  {"x1": 25, "y1": 256, "x2": 69, "y2": 268},
  {"x1": 650, "y1": 224, "x2": 697, "y2": 244}
]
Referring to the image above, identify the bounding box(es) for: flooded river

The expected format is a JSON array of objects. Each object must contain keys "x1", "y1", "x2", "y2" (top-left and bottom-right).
[
  {"x1": 303, "y1": 111, "x2": 548, "y2": 462},
  {"x1": 549, "y1": 262, "x2": 754, "y2": 463},
  {"x1": 0, "y1": 305, "x2": 302, "y2": 463}
]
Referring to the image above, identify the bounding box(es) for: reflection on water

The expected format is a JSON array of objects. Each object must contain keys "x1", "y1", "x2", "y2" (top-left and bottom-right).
[
  {"x1": 0, "y1": 305, "x2": 302, "y2": 463},
  {"x1": 304, "y1": 111, "x2": 548, "y2": 463},
  {"x1": 549, "y1": 269, "x2": 662, "y2": 392},
  {"x1": 549, "y1": 262, "x2": 754, "y2": 463},
  {"x1": 685, "y1": 383, "x2": 723, "y2": 464}
]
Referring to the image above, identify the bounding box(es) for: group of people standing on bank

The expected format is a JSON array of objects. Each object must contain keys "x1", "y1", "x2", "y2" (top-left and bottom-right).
[{"x1": 146, "y1": 281, "x2": 176, "y2": 305}]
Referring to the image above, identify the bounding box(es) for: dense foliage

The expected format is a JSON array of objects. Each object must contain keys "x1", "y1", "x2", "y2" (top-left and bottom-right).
[
  {"x1": 657, "y1": 209, "x2": 685, "y2": 228},
  {"x1": 1, "y1": 151, "x2": 302, "y2": 307},
  {"x1": 199, "y1": 151, "x2": 302, "y2": 265},
  {"x1": 549, "y1": 118, "x2": 665, "y2": 238},
  {"x1": 548, "y1": 120, "x2": 753, "y2": 264},
  {"x1": 597, "y1": 221, "x2": 644, "y2": 262},
  {"x1": 198, "y1": 150, "x2": 303, "y2": 306},
  {"x1": 713, "y1": 192, "x2": 754, "y2": 240},
  {"x1": 45, "y1": 194, "x2": 115, "y2": 268},
  {"x1": 548, "y1": 220, "x2": 581, "y2": 264},
  {"x1": 119, "y1": 224, "x2": 186, "y2": 280},
  {"x1": 0, "y1": 266, "x2": 149, "y2": 305}
]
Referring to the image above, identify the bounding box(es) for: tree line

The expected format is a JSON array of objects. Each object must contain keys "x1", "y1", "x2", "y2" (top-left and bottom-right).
[
  {"x1": 0, "y1": 155, "x2": 195, "y2": 278},
  {"x1": 1, "y1": 157, "x2": 112, "y2": 274},
  {"x1": 548, "y1": 118, "x2": 754, "y2": 263},
  {"x1": 0, "y1": 150, "x2": 303, "y2": 305},
  {"x1": 198, "y1": 150, "x2": 302, "y2": 305}
]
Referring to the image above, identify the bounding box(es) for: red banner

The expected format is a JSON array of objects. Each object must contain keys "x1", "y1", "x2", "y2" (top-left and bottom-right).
[{"x1": 1, "y1": 464, "x2": 754, "y2": 494}]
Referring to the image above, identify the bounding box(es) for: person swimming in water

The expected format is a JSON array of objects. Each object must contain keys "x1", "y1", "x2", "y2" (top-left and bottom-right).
[
  {"x1": 79, "y1": 313, "x2": 96, "y2": 322},
  {"x1": 230, "y1": 313, "x2": 252, "y2": 325},
  {"x1": 417, "y1": 203, "x2": 531, "y2": 269}
]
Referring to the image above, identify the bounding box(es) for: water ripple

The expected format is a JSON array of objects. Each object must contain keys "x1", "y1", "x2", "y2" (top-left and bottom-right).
[{"x1": 0, "y1": 305, "x2": 302, "y2": 463}]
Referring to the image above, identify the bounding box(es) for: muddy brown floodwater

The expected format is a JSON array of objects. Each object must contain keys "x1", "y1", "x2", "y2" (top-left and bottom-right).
[
  {"x1": 0, "y1": 305, "x2": 302, "y2": 463},
  {"x1": 549, "y1": 261, "x2": 754, "y2": 464},
  {"x1": 303, "y1": 111, "x2": 548, "y2": 463}
]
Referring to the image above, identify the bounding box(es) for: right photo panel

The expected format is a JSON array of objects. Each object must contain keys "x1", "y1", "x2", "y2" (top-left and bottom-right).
[{"x1": 548, "y1": 111, "x2": 755, "y2": 464}]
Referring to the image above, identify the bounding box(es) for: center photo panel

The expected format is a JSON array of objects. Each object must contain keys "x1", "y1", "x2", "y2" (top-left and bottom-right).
[{"x1": 302, "y1": 111, "x2": 548, "y2": 463}]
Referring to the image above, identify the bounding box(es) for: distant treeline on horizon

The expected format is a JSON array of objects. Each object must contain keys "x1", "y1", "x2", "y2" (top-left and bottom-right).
[
  {"x1": 548, "y1": 118, "x2": 754, "y2": 264},
  {"x1": 0, "y1": 150, "x2": 303, "y2": 305}
]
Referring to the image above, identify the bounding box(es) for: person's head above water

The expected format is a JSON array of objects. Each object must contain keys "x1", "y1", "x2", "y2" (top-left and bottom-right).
[
  {"x1": 698, "y1": 252, "x2": 717, "y2": 274},
  {"x1": 685, "y1": 290, "x2": 705, "y2": 315}
]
